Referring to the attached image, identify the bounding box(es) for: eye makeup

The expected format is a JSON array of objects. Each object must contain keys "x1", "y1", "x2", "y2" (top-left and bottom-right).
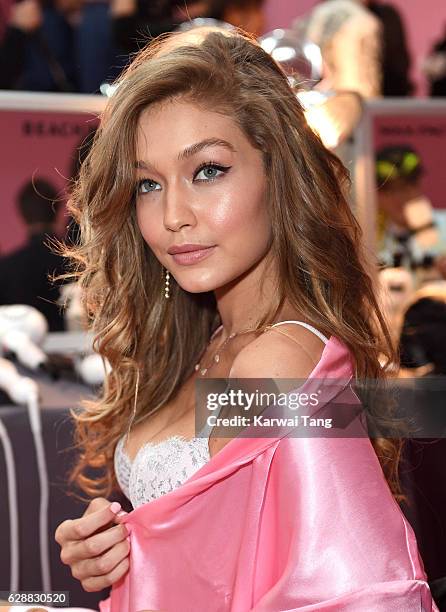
[{"x1": 135, "y1": 161, "x2": 232, "y2": 195}]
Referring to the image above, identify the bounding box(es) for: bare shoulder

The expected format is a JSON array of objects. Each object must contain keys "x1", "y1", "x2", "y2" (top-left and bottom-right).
[{"x1": 229, "y1": 323, "x2": 327, "y2": 381}]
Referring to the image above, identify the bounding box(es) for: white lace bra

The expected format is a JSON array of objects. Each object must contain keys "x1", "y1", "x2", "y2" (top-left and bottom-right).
[
  {"x1": 114, "y1": 320, "x2": 329, "y2": 508},
  {"x1": 114, "y1": 433, "x2": 211, "y2": 509}
]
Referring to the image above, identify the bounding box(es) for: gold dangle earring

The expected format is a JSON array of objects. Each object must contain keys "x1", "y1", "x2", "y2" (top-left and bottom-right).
[{"x1": 164, "y1": 267, "x2": 170, "y2": 299}]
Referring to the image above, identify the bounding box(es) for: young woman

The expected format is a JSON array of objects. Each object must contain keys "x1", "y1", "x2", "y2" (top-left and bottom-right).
[{"x1": 49, "y1": 26, "x2": 437, "y2": 612}]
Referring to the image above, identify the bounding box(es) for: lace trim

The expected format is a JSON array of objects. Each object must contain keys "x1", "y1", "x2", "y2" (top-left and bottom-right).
[{"x1": 114, "y1": 434, "x2": 210, "y2": 508}]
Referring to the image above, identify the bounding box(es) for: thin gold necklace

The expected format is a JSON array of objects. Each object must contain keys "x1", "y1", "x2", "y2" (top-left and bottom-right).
[{"x1": 194, "y1": 323, "x2": 273, "y2": 376}]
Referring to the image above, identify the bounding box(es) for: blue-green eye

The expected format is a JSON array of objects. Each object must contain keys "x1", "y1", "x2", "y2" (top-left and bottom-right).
[
  {"x1": 194, "y1": 163, "x2": 230, "y2": 181},
  {"x1": 137, "y1": 179, "x2": 161, "y2": 194},
  {"x1": 136, "y1": 162, "x2": 231, "y2": 196}
]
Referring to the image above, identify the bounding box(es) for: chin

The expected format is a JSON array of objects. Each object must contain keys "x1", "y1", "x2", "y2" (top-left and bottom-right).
[
  {"x1": 174, "y1": 277, "x2": 218, "y2": 294},
  {"x1": 172, "y1": 266, "x2": 244, "y2": 294}
]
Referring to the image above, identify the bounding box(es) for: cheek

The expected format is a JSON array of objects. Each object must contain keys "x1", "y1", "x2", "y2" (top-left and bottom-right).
[
  {"x1": 135, "y1": 205, "x2": 149, "y2": 241},
  {"x1": 136, "y1": 202, "x2": 162, "y2": 249},
  {"x1": 209, "y1": 179, "x2": 270, "y2": 242}
]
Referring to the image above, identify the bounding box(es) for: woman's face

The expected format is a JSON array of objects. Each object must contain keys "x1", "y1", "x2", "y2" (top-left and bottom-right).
[{"x1": 135, "y1": 98, "x2": 272, "y2": 294}]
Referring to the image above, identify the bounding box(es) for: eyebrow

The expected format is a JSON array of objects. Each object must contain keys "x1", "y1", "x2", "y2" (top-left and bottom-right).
[{"x1": 135, "y1": 138, "x2": 236, "y2": 170}]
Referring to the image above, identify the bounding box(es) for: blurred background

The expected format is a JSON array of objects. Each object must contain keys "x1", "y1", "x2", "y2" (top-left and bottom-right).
[{"x1": 1, "y1": 1, "x2": 446, "y2": 610}]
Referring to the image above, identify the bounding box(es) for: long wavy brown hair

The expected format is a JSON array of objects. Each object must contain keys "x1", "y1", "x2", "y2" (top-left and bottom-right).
[{"x1": 58, "y1": 26, "x2": 405, "y2": 503}]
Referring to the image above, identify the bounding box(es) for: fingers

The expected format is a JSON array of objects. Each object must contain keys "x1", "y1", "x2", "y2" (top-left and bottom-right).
[
  {"x1": 112, "y1": 508, "x2": 129, "y2": 524},
  {"x1": 55, "y1": 500, "x2": 124, "y2": 545},
  {"x1": 54, "y1": 497, "x2": 133, "y2": 593},
  {"x1": 60, "y1": 522, "x2": 129, "y2": 566},
  {"x1": 80, "y1": 555, "x2": 130, "y2": 592},
  {"x1": 84, "y1": 496, "x2": 112, "y2": 516},
  {"x1": 71, "y1": 538, "x2": 130, "y2": 582}
]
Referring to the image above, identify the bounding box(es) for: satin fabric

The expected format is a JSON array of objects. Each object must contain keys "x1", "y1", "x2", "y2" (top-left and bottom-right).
[{"x1": 99, "y1": 336, "x2": 438, "y2": 612}]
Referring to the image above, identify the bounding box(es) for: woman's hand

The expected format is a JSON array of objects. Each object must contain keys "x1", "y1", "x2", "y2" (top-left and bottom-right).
[{"x1": 55, "y1": 497, "x2": 131, "y2": 592}]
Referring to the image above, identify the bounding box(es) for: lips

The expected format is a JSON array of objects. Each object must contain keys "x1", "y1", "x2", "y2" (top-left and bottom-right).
[
  {"x1": 169, "y1": 246, "x2": 216, "y2": 265},
  {"x1": 167, "y1": 244, "x2": 215, "y2": 255}
]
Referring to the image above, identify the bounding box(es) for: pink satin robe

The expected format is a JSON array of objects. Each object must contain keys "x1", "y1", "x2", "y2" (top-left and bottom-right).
[{"x1": 99, "y1": 335, "x2": 438, "y2": 611}]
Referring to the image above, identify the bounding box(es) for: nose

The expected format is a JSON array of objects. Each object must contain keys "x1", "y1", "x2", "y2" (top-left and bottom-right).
[{"x1": 163, "y1": 182, "x2": 197, "y2": 232}]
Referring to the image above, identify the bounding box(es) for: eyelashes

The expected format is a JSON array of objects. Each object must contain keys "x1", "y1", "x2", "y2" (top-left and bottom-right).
[
  {"x1": 136, "y1": 161, "x2": 232, "y2": 195},
  {"x1": 193, "y1": 161, "x2": 231, "y2": 182},
  {"x1": 136, "y1": 178, "x2": 160, "y2": 195}
]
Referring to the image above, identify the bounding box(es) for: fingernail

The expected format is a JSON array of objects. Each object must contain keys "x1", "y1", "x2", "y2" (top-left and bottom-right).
[
  {"x1": 125, "y1": 523, "x2": 132, "y2": 535},
  {"x1": 117, "y1": 510, "x2": 128, "y2": 518},
  {"x1": 109, "y1": 501, "x2": 122, "y2": 514}
]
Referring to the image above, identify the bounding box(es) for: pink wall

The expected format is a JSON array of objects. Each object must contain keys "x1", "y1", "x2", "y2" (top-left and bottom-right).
[
  {"x1": 263, "y1": 0, "x2": 446, "y2": 96},
  {"x1": 0, "y1": 109, "x2": 98, "y2": 255},
  {"x1": 263, "y1": 0, "x2": 317, "y2": 31}
]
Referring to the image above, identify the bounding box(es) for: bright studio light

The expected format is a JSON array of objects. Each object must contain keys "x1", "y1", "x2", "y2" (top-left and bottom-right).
[
  {"x1": 271, "y1": 46, "x2": 297, "y2": 63},
  {"x1": 303, "y1": 103, "x2": 341, "y2": 149},
  {"x1": 100, "y1": 82, "x2": 120, "y2": 97},
  {"x1": 258, "y1": 29, "x2": 322, "y2": 82},
  {"x1": 297, "y1": 90, "x2": 363, "y2": 150}
]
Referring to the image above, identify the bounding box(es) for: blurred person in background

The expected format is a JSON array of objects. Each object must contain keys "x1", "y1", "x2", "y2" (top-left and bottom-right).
[
  {"x1": 397, "y1": 285, "x2": 446, "y2": 612},
  {"x1": 0, "y1": 178, "x2": 67, "y2": 331},
  {"x1": 295, "y1": 0, "x2": 383, "y2": 98},
  {"x1": 112, "y1": 0, "x2": 265, "y2": 62},
  {"x1": 0, "y1": 0, "x2": 116, "y2": 92},
  {"x1": 182, "y1": 0, "x2": 265, "y2": 35},
  {"x1": 294, "y1": 0, "x2": 413, "y2": 98},
  {"x1": 375, "y1": 145, "x2": 440, "y2": 270},
  {"x1": 0, "y1": 0, "x2": 80, "y2": 91},
  {"x1": 0, "y1": 0, "x2": 43, "y2": 89},
  {"x1": 423, "y1": 24, "x2": 446, "y2": 97},
  {"x1": 111, "y1": 0, "x2": 178, "y2": 74},
  {"x1": 399, "y1": 286, "x2": 446, "y2": 377},
  {"x1": 75, "y1": 0, "x2": 116, "y2": 92},
  {"x1": 0, "y1": 0, "x2": 264, "y2": 93},
  {"x1": 367, "y1": 0, "x2": 413, "y2": 96}
]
